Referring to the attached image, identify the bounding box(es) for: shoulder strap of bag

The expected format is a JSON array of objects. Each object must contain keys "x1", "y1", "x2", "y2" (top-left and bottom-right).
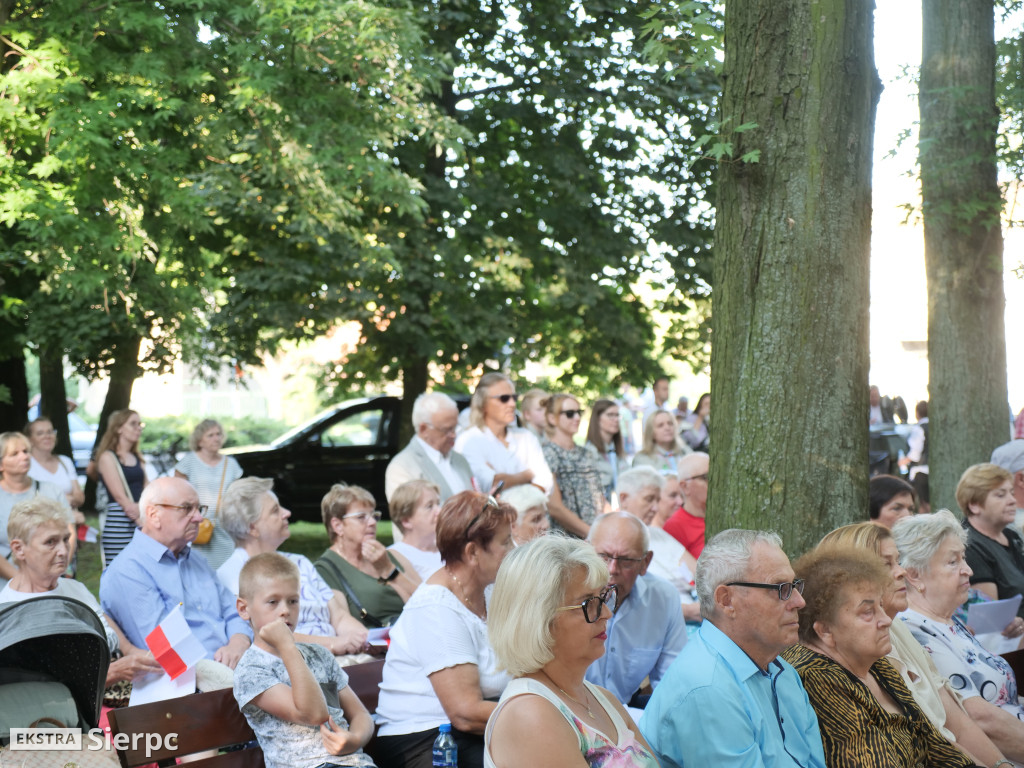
[
  {"x1": 109, "y1": 450, "x2": 134, "y2": 501},
  {"x1": 319, "y1": 554, "x2": 384, "y2": 628},
  {"x1": 213, "y1": 458, "x2": 230, "y2": 518}
]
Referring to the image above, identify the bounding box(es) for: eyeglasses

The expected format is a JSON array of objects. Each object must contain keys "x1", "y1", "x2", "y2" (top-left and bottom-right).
[
  {"x1": 596, "y1": 552, "x2": 646, "y2": 571},
  {"x1": 560, "y1": 409, "x2": 584, "y2": 419},
  {"x1": 342, "y1": 510, "x2": 383, "y2": 523},
  {"x1": 556, "y1": 585, "x2": 618, "y2": 623},
  {"x1": 683, "y1": 473, "x2": 709, "y2": 483},
  {"x1": 726, "y1": 579, "x2": 806, "y2": 601},
  {"x1": 464, "y1": 493, "x2": 500, "y2": 538},
  {"x1": 154, "y1": 502, "x2": 209, "y2": 517},
  {"x1": 426, "y1": 423, "x2": 458, "y2": 436},
  {"x1": 489, "y1": 393, "x2": 518, "y2": 404}
]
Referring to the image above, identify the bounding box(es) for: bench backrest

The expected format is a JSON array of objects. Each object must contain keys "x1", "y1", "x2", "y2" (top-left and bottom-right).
[{"x1": 106, "y1": 688, "x2": 263, "y2": 768}]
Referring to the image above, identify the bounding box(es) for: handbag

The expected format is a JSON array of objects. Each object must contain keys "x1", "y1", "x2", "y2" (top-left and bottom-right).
[
  {"x1": 317, "y1": 555, "x2": 387, "y2": 628},
  {"x1": 194, "y1": 458, "x2": 229, "y2": 546}
]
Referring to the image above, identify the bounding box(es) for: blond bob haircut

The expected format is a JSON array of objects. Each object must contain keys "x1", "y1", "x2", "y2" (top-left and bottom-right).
[
  {"x1": 956, "y1": 463, "x2": 1012, "y2": 517},
  {"x1": 322, "y1": 483, "x2": 376, "y2": 543},
  {"x1": 189, "y1": 419, "x2": 224, "y2": 452},
  {"x1": 489, "y1": 535, "x2": 608, "y2": 678},
  {"x1": 468, "y1": 372, "x2": 513, "y2": 429},
  {"x1": 819, "y1": 521, "x2": 892, "y2": 559},
  {"x1": 389, "y1": 479, "x2": 441, "y2": 534},
  {"x1": 0, "y1": 432, "x2": 30, "y2": 477},
  {"x1": 221, "y1": 476, "x2": 275, "y2": 545},
  {"x1": 239, "y1": 551, "x2": 300, "y2": 600},
  {"x1": 8, "y1": 496, "x2": 69, "y2": 549}
]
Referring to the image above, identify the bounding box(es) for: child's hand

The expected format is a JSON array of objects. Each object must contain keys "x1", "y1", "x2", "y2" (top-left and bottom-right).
[
  {"x1": 321, "y1": 716, "x2": 361, "y2": 755},
  {"x1": 258, "y1": 619, "x2": 295, "y2": 653}
]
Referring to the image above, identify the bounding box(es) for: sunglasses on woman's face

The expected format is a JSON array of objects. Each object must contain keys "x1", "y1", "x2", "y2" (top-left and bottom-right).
[
  {"x1": 561, "y1": 409, "x2": 584, "y2": 419},
  {"x1": 489, "y1": 393, "x2": 518, "y2": 404}
]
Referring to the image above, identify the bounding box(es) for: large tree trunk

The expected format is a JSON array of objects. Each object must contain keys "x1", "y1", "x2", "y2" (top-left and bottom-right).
[
  {"x1": 83, "y1": 334, "x2": 141, "y2": 511},
  {"x1": 38, "y1": 346, "x2": 72, "y2": 457},
  {"x1": 920, "y1": 1, "x2": 1007, "y2": 514},
  {"x1": 399, "y1": 355, "x2": 430, "y2": 447},
  {"x1": 709, "y1": 0, "x2": 880, "y2": 555},
  {"x1": 0, "y1": 341, "x2": 29, "y2": 433}
]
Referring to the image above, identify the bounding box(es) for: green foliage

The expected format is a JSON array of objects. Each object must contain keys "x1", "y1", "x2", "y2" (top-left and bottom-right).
[{"x1": 138, "y1": 414, "x2": 291, "y2": 452}]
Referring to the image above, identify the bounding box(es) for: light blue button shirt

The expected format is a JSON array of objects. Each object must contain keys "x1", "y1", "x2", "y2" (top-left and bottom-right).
[
  {"x1": 639, "y1": 621, "x2": 826, "y2": 768},
  {"x1": 101, "y1": 528, "x2": 252, "y2": 653}
]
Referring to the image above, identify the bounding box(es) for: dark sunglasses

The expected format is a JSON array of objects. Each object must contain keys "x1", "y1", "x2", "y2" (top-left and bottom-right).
[
  {"x1": 489, "y1": 393, "x2": 518, "y2": 404},
  {"x1": 560, "y1": 409, "x2": 584, "y2": 419},
  {"x1": 464, "y1": 484, "x2": 504, "y2": 538}
]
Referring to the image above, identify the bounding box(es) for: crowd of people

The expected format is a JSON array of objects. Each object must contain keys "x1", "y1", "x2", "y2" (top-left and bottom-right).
[{"x1": 10, "y1": 374, "x2": 1024, "y2": 768}]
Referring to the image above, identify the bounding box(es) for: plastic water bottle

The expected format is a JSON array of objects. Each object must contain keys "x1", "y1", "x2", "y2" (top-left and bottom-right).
[{"x1": 432, "y1": 722, "x2": 457, "y2": 768}]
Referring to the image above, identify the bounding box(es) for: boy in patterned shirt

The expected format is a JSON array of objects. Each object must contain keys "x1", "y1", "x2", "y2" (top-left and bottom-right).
[{"x1": 233, "y1": 552, "x2": 377, "y2": 768}]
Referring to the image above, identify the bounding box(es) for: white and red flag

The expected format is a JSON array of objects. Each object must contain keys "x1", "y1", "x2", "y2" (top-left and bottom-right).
[{"x1": 145, "y1": 604, "x2": 206, "y2": 680}]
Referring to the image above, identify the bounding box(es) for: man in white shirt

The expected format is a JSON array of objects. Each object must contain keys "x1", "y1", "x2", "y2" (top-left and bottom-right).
[{"x1": 385, "y1": 392, "x2": 473, "y2": 503}]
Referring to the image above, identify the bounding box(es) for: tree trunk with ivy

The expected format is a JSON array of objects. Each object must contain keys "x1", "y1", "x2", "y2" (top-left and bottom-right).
[
  {"x1": 709, "y1": 0, "x2": 880, "y2": 556},
  {"x1": 920, "y1": 0, "x2": 1007, "y2": 514}
]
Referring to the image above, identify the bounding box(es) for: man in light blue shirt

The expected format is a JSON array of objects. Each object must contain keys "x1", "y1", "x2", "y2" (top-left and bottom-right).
[
  {"x1": 584, "y1": 512, "x2": 687, "y2": 706},
  {"x1": 101, "y1": 476, "x2": 252, "y2": 668},
  {"x1": 640, "y1": 529, "x2": 826, "y2": 768}
]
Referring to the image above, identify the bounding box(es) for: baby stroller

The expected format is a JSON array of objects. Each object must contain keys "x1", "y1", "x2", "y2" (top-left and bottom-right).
[{"x1": 0, "y1": 595, "x2": 110, "y2": 742}]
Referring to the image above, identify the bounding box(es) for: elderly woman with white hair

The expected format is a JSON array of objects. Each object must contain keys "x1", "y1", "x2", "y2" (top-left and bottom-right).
[
  {"x1": 485, "y1": 535, "x2": 658, "y2": 768},
  {"x1": 500, "y1": 483, "x2": 550, "y2": 545},
  {"x1": 216, "y1": 476, "x2": 368, "y2": 656},
  {"x1": 895, "y1": 510, "x2": 1024, "y2": 763}
]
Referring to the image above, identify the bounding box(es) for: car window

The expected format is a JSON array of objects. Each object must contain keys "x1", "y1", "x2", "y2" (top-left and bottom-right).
[{"x1": 319, "y1": 409, "x2": 384, "y2": 448}]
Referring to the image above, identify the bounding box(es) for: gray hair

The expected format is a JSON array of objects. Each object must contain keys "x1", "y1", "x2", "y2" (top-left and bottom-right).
[
  {"x1": 588, "y1": 511, "x2": 650, "y2": 552},
  {"x1": 696, "y1": 529, "x2": 783, "y2": 618},
  {"x1": 892, "y1": 509, "x2": 966, "y2": 573},
  {"x1": 500, "y1": 484, "x2": 548, "y2": 523},
  {"x1": 617, "y1": 466, "x2": 664, "y2": 498},
  {"x1": 220, "y1": 477, "x2": 275, "y2": 544},
  {"x1": 189, "y1": 419, "x2": 223, "y2": 452},
  {"x1": 411, "y1": 392, "x2": 458, "y2": 430},
  {"x1": 678, "y1": 451, "x2": 709, "y2": 480}
]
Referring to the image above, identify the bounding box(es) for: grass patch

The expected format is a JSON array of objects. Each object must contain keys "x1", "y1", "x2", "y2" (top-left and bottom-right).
[{"x1": 76, "y1": 516, "x2": 394, "y2": 599}]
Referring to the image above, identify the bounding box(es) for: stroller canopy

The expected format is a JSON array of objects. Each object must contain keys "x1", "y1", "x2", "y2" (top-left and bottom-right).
[{"x1": 0, "y1": 595, "x2": 110, "y2": 728}]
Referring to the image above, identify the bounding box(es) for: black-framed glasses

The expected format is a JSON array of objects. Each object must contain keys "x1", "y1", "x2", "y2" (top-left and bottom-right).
[
  {"x1": 726, "y1": 579, "x2": 805, "y2": 601},
  {"x1": 560, "y1": 409, "x2": 584, "y2": 419},
  {"x1": 343, "y1": 510, "x2": 383, "y2": 523},
  {"x1": 683, "y1": 473, "x2": 709, "y2": 483},
  {"x1": 489, "y1": 393, "x2": 518, "y2": 404},
  {"x1": 596, "y1": 552, "x2": 646, "y2": 571},
  {"x1": 556, "y1": 585, "x2": 618, "y2": 623},
  {"x1": 154, "y1": 502, "x2": 209, "y2": 518},
  {"x1": 464, "y1": 493, "x2": 500, "y2": 537}
]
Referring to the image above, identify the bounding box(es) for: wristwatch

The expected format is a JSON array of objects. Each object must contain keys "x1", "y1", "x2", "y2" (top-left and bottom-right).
[{"x1": 378, "y1": 566, "x2": 400, "y2": 583}]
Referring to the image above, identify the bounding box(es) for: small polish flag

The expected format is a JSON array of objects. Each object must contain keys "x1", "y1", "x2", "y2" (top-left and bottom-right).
[{"x1": 145, "y1": 604, "x2": 207, "y2": 680}]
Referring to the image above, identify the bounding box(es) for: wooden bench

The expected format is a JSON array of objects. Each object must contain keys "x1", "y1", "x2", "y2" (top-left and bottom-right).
[
  {"x1": 106, "y1": 659, "x2": 386, "y2": 768},
  {"x1": 106, "y1": 687, "x2": 262, "y2": 768}
]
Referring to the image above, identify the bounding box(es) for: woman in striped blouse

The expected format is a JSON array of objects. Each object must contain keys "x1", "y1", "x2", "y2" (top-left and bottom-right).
[{"x1": 782, "y1": 546, "x2": 979, "y2": 768}]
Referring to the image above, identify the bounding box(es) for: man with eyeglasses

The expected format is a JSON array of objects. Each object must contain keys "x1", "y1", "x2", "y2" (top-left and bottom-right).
[
  {"x1": 101, "y1": 476, "x2": 252, "y2": 672},
  {"x1": 640, "y1": 529, "x2": 827, "y2": 768},
  {"x1": 664, "y1": 451, "x2": 709, "y2": 557},
  {"x1": 384, "y1": 392, "x2": 473, "y2": 505},
  {"x1": 583, "y1": 511, "x2": 687, "y2": 710}
]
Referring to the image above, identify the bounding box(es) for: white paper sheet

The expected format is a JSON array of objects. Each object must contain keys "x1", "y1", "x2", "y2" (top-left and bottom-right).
[
  {"x1": 367, "y1": 627, "x2": 390, "y2": 648},
  {"x1": 127, "y1": 667, "x2": 196, "y2": 706},
  {"x1": 967, "y1": 594, "x2": 1023, "y2": 655}
]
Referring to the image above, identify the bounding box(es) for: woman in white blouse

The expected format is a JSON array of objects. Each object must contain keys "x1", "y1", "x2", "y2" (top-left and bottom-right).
[{"x1": 375, "y1": 490, "x2": 516, "y2": 768}]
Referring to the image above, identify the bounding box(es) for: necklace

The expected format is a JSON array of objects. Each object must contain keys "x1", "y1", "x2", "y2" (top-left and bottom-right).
[
  {"x1": 541, "y1": 670, "x2": 595, "y2": 718},
  {"x1": 447, "y1": 567, "x2": 485, "y2": 619}
]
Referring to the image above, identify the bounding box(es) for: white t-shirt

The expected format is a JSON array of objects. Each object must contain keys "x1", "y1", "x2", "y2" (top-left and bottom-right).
[
  {"x1": 28, "y1": 455, "x2": 78, "y2": 499},
  {"x1": 376, "y1": 584, "x2": 510, "y2": 736},
  {"x1": 387, "y1": 541, "x2": 442, "y2": 581}
]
